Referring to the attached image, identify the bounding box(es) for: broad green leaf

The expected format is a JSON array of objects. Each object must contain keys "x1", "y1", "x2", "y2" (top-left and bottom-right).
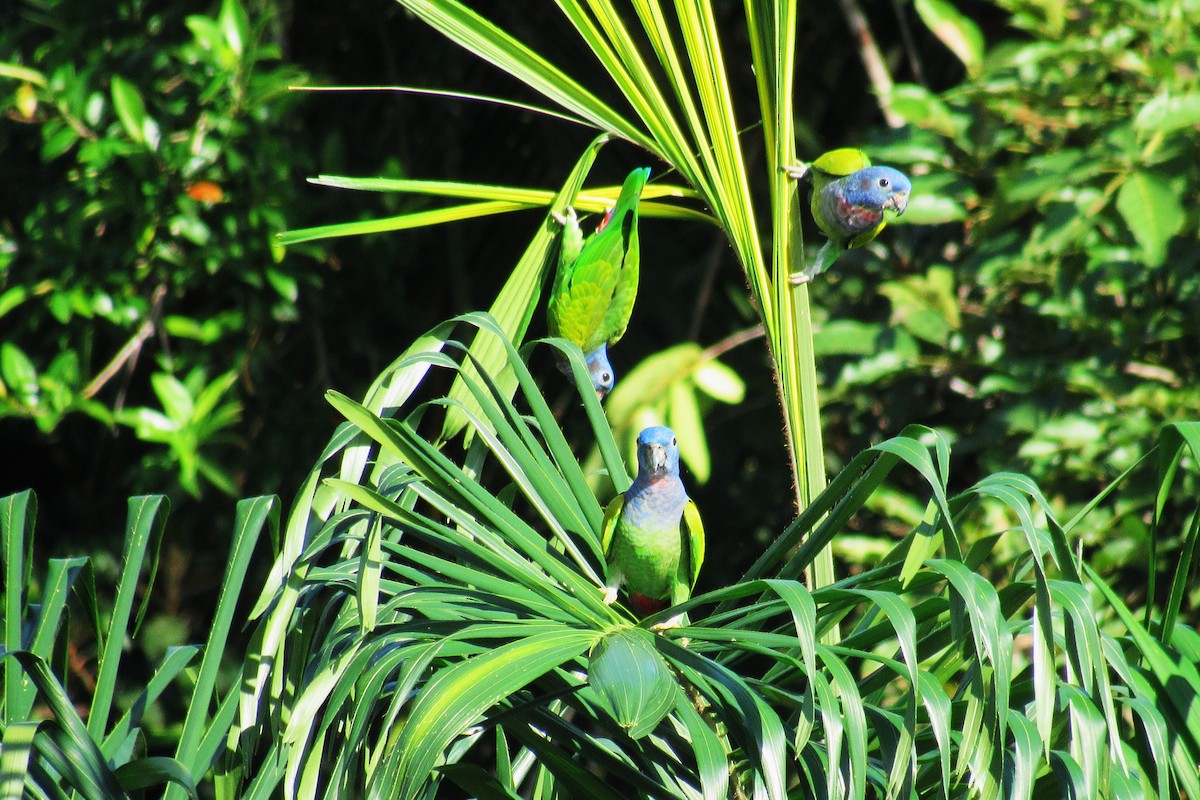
[
  {"x1": 886, "y1": 83, "x2": 964, "y2": 139},
  {"x1": 0, "y1": 286, "x2": 29, "y2": 319},
  {"x1": 151, "y1": 373, "x2": 195, "y2": 422},
  {"x1": 114, "y1": 757, "x2": 199, "y2": 797},
  {"x1": 0, "y1": 62, "x2": 46, "y2": 85},
  {"x1": 218, "y1": 0, "x2": 248, "y2": 57},
  {"x1": 902, "y1": 191, "x2": 968, "y2": 225},
  {"x1": 668, "y1": 380, "x2": 708, "y2": 482},
  {"x1": 2, "y1": 491, "x2": 37, "y2": 717},
  {"x1": 1060, "y1": 685, "x2": 1106, "y2": 799},
  {"x1": 0, "y1": 721, "x2": 41, "y2": 800},
  {"x1": 1007, "y1": 710, "x2": 1040, "y2": 800},
  {"x1": 588, "y1": 626, "x2": 678, "y2": 738},
  {"x1": 389, "y1": 628, "x2": 598, "y2": 800},
  {"x1": 600, "y1": 342, "x2": 740, "y2": 484},
  {"x1": 813, "y1": 319, "x2": 885, "y2": 357},
  {"x1": 878, "y1": 266, "x2": 961, "y2": 347},
  {"x1": 915, "y1": 0, "x2": 985, "y2": 74},
  {"x1": 692, "y1": 358, "x2": 746, "y2": 404},
  {"x1": 1, "y1": 342, "x2": 38, "y2": 401},
  {"x1": 1115, "y1": 170, "x2": 1184, "y2": 267},
  {"x1": 88, "y1": 495, "x2": 169, "y2": 739},
  {"x1": 1134, "y1": 92, "x2": 1200, "y2": 135},
  {"x1": 110, "y1": 75, "x2": 159, "y2": 149}
]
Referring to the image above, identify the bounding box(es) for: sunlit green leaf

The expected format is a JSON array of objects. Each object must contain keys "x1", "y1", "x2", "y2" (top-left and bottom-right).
[
  {"x1": 1115, "y1": 170, "x2": 1185, "y2": 266},
  {"x1": 1134, "y1": 92, "x2": 1200, "y2": 135},
  {"x1": 886, "y1": 83, "x2": 965, "y2": 138},
  {"x1": 914, "y1": 0, "x2": 985, "y2": 74},
  {"x1": 588, "y1": 626, "x2": 678, "y2": 738}
]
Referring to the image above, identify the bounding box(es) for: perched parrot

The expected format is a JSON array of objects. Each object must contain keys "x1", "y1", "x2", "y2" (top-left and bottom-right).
[
  {"x1": 601, "y1": 425, "x2": 705, "y2": 628},
  {"x1": 547, "y1": 167, "x2": 650, "y2": 399},
  {"x1": 784, "y1": 148, "x2": 911, "y2": 284}
]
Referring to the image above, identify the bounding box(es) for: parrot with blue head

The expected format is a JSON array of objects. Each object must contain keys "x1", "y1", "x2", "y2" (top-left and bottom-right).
[
  {"x1": 785, "y1": 148, "x2": 911, "y2": 284},
  {"x1": 601, "y1": 425, "x2": 705, "y2": 629},
  {"x1": 548, "y1": 167, "x2": 650, "y2": 398}
]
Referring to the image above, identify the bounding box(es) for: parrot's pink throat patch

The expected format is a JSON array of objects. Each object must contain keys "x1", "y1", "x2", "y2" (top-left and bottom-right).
[{"x1": 837, "y1": 196, "x2": 883, "y2": 230}]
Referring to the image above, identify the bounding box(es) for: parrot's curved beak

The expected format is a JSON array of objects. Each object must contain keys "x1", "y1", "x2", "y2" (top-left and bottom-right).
[
  {"x1": 645, "y1": 443, "x2": 669, "y2": 474},
  {"x1": 885, "y1": 191, "x2": 910, "y2": 216}
]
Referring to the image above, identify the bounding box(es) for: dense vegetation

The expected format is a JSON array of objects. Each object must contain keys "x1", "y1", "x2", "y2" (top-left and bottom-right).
[{"x1": 2, "y1": 0, "x2": 1199, "y2": 797}]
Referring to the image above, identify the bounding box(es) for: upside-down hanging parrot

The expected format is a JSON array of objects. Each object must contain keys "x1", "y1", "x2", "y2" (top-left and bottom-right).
[
  {"x1": 784, "y1": 148, "x2": 911, "y2": 284},
  {"x1": 547, "y1": 167, "x2": 650, "y2": 399},
  {"x1": 601, "y1": 426, "x2": 705, "y2": 628}
]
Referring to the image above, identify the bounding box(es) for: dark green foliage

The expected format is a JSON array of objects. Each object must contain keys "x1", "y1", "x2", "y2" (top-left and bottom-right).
[
  {"x1": 0, "y1": 0, "x2": 310, "y2": 498},
  {"x1": 810, "y1": 0, "x2": 1200, "y2": 591}
]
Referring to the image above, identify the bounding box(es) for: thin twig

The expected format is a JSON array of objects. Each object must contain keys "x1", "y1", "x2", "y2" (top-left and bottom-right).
[
  {"x1": 699, "y1": 324, "x2": 765, "y2": 362},
  {"x1": 890, "y1": 0, "x2": 926, "y2": 85},
  {"x1": 835, "y1": 0, "x2": 905, "y2": 128},
  {"x1": 687, "y1": 230, "x2": 729, "y2": 342},
  {"x1": 82, "y1": 284, "x2": 166, "y2": 398}
]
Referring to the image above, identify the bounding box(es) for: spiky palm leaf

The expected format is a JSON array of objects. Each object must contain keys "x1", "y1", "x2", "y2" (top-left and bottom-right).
[{"x1": 228, "y1": 312, "x2": 1200, "y2": 799}]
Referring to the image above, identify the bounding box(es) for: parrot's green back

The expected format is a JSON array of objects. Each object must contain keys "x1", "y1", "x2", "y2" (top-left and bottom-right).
[
  {"x1": 548, "y1": 167, "x2": 649, "y2": 353},
  {"x1": 810, "y1": 147, "x2": 872, "y2": 177}
]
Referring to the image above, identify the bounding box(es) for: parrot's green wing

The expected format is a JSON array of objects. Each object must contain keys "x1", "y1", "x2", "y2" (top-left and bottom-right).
[
  {"x1": 547, "y1": 168, "x2": 649, "y2": 353},
  {"x1": 601, "y1": 494, "x2": 625, "y2": 556},
  {"x1": 682, "y1": 499, "x2": 705, "y2": 592},
  {"x1": 810, "y1": 147, "x2": 872, "y2": 178}
]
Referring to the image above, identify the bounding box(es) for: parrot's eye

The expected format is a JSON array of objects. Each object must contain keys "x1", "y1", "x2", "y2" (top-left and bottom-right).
[
  {"x1": 878, "y1": 178, "x2": 890, "y2": 188},
  {"x1": 671, "y1": 437, "x2": 677, "y2": 446}
]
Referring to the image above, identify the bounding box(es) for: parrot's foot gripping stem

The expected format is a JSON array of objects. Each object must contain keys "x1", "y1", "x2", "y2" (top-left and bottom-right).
[
  {"x1": 782, "y1": 162, "x2": 810, "y2": 181},
  {"x1": 650, "y1": 614, "x2": 684, "y2": 632},
  {"x1": 789, "y1": 241, "x2": 836, "y2": 286},
  {"x1": 550, "y1": 207, "x2": 577, "y2": 227},
  {"x1": 601, "y1": 586, "x2": 619, "y2": 606}
]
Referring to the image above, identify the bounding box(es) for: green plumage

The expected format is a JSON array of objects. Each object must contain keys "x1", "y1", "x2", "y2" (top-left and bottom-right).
[
  {"x1": 600, "y1": 426, "x2": 705, "y2": 623},
  {"x1": 547, "y1": 168, "x2": 649, "y2": 393},
  {"x1": 602, "y1": 494, "x2": 704, "y2": 611}
]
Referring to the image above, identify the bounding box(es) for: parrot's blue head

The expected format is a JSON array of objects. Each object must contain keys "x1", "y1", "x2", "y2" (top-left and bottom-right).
[
  {"x1": 584, "y1": 344, "x2": 615, "y2": 400},
  {"x1": 845, "y1": 166, "x2": 911, "y2": 214},
  {"x1": 636, "y1": 426, "x2": 680, "y2": 479}
]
